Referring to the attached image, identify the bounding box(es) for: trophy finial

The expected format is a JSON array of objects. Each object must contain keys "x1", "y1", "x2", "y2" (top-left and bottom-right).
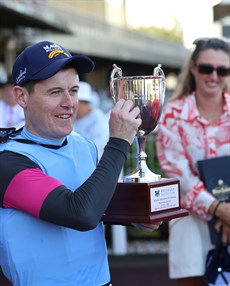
[
  {"x1": 153, "y1": 64, "x2": 165, "y2": 78},
  {"x1": 111, "y1": 64, "x2": 122, "y2": 80}
]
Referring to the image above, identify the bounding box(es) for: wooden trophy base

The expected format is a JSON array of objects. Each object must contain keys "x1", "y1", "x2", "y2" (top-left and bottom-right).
[{"x1": 102, "y1": 178, "x2": 189, "y2": 224}]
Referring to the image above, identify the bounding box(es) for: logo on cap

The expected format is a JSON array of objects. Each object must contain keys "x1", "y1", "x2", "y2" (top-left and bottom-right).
[
  {"x1": 16, "y1": 68, "x2": 27, "y2": 85},
  {"x1": 13, "y1": 41, "x2": 94, "y2": 86},
  {"x1": 43, "y1": 43, "x2": 70, "y2": 59}
]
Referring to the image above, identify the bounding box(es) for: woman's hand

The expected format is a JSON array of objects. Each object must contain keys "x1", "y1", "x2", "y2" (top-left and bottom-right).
[
  {"x1": 214, "y1": 202, "x2": 230, "y2": 226},
  {"x1": 214, "y1": 219, "x2": 230, "y2": 246}
]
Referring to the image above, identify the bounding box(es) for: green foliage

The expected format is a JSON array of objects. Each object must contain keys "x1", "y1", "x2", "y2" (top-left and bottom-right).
[
  {"x1": 124, "y1": 132, "x2": 163, "y2": 176},
  {"x1": 134, "y1": 18, "x2": 183, "y2": 43}
]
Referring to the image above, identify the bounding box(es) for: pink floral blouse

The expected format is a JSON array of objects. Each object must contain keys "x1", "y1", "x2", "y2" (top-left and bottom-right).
[{"x1": 156, "y1": 93, "x2": 230, "y2": 220}]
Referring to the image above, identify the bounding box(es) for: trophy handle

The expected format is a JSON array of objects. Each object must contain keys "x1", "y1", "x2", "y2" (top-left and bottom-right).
[
  {"x1": 153, "y1": 64, "x2": 165, "y2": 78},
  {"x1": 110, "y1": 64, "x2": 122, "y2": 103},
  {"x1": 153, "y1": 64, "x2": 166, "y2": 106}
]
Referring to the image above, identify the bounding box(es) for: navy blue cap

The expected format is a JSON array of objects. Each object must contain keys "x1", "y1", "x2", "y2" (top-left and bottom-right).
[{"x1": 12, "y1": 41, "x2": 95, "y2": 86}]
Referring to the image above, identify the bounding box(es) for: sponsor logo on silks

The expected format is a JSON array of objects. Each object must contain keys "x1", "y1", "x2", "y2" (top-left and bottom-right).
[
  {"x1": 43, "y1": 43, "x2": 70, "y2": 59},
  {"x1": 155, "y1": 190, "x2": 160, "y2": 197}
]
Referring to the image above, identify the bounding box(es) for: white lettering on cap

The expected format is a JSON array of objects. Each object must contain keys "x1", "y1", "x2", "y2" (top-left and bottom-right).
[{"x1": 16, "y1": 68, "x2": 27, "y2": 84}]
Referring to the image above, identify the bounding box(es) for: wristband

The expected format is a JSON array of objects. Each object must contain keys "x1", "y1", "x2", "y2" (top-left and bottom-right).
[{"x1": 213, "y1": 201, "x2": 222, "y2": 217}]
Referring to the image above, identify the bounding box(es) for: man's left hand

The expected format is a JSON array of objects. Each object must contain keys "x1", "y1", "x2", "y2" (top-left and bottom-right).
[{"x1": 131, "y1": 222, "x2": 162, "y2": 232}]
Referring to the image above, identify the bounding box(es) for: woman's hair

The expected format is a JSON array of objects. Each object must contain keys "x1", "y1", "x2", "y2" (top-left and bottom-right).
[{"x1": 169, "y1": 37, "x2": 230, "y2": 101}]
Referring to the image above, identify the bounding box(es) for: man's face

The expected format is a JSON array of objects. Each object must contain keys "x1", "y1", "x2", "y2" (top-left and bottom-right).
[{"x1": 22, "y1": 68, "x2": 79, "y2": 140}]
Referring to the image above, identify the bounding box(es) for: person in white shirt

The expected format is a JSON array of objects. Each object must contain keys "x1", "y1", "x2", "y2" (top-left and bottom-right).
[
  {"x1": 0, "y1": 75, "x2": 24, "y2": 129},
  {"x1": 73, "y1": 81, "x2": 110, "y2": 160}
]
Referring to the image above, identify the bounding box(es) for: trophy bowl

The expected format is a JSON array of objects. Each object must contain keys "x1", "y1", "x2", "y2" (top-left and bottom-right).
[
  {"x1": 102, "y1": 64, "x2": 189, "y2": 224},
  {"x1": 110, "y1": 64, "x2": 165, "y2": 182}
]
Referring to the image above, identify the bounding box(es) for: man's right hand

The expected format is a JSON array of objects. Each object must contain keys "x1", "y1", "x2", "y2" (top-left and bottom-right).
[{"x1": 109, "y1": 99, "x2": 142, "y2": 145}]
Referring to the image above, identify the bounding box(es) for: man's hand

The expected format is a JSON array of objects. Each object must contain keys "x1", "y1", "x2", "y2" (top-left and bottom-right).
[
  {"x1": 109, "y1": 99, "x2": 141, "y2": 145},
  {"x1": 131, "y1": 222, "x2": 163, "y2": 233}
]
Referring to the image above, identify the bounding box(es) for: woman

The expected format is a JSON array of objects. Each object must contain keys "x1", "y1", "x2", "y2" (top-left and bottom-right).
[{"x1": 156, "y1": 38, "x2": 230, "y2": 286}]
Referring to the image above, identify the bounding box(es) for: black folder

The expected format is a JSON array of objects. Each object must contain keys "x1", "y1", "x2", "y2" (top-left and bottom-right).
[{"x1": 197, "y1": 156, "x2": 230, "y2": 243}]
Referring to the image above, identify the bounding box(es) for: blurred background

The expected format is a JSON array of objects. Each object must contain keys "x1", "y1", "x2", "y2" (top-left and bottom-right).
[{"x1": 0, "y1": 1, "x2": 229, "y2": 285}]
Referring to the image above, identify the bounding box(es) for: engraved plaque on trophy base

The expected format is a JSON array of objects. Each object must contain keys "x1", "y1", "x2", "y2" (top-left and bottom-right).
[{"x1": 102, "y1": 178, "x2": 189, "y2": 224}]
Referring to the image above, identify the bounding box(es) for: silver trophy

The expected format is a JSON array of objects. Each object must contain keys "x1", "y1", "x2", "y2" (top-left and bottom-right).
[
  {"x1": 102, "y1": 64, "x2": 188, "y2": 223},
  {"x1": 110, "y1": 64, "x2": 166, "y2": 183}
]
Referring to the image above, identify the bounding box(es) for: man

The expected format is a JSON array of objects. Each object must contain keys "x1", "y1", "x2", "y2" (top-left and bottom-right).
[{"x1": 0, "y1": 41, "x2": 161, "y2": 286}]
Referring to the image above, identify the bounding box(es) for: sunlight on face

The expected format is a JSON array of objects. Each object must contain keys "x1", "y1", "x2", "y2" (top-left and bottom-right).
[
  {"x1": 24, "y1": 68, "x2": 79, "y2": 140},
  {"x1": 192, "y1": 49, "x2": 230, "y2": 97}
]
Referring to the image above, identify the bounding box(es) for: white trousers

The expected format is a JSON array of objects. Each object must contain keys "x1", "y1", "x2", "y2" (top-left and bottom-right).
[{"x1": 169, "y1": 214, "x2": 214, "y2": 278}]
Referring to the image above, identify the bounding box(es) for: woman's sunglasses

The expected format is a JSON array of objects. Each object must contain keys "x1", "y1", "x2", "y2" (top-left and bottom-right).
[{"x1": 197, "y1": 64, "x2": 230, "y2": 77}]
